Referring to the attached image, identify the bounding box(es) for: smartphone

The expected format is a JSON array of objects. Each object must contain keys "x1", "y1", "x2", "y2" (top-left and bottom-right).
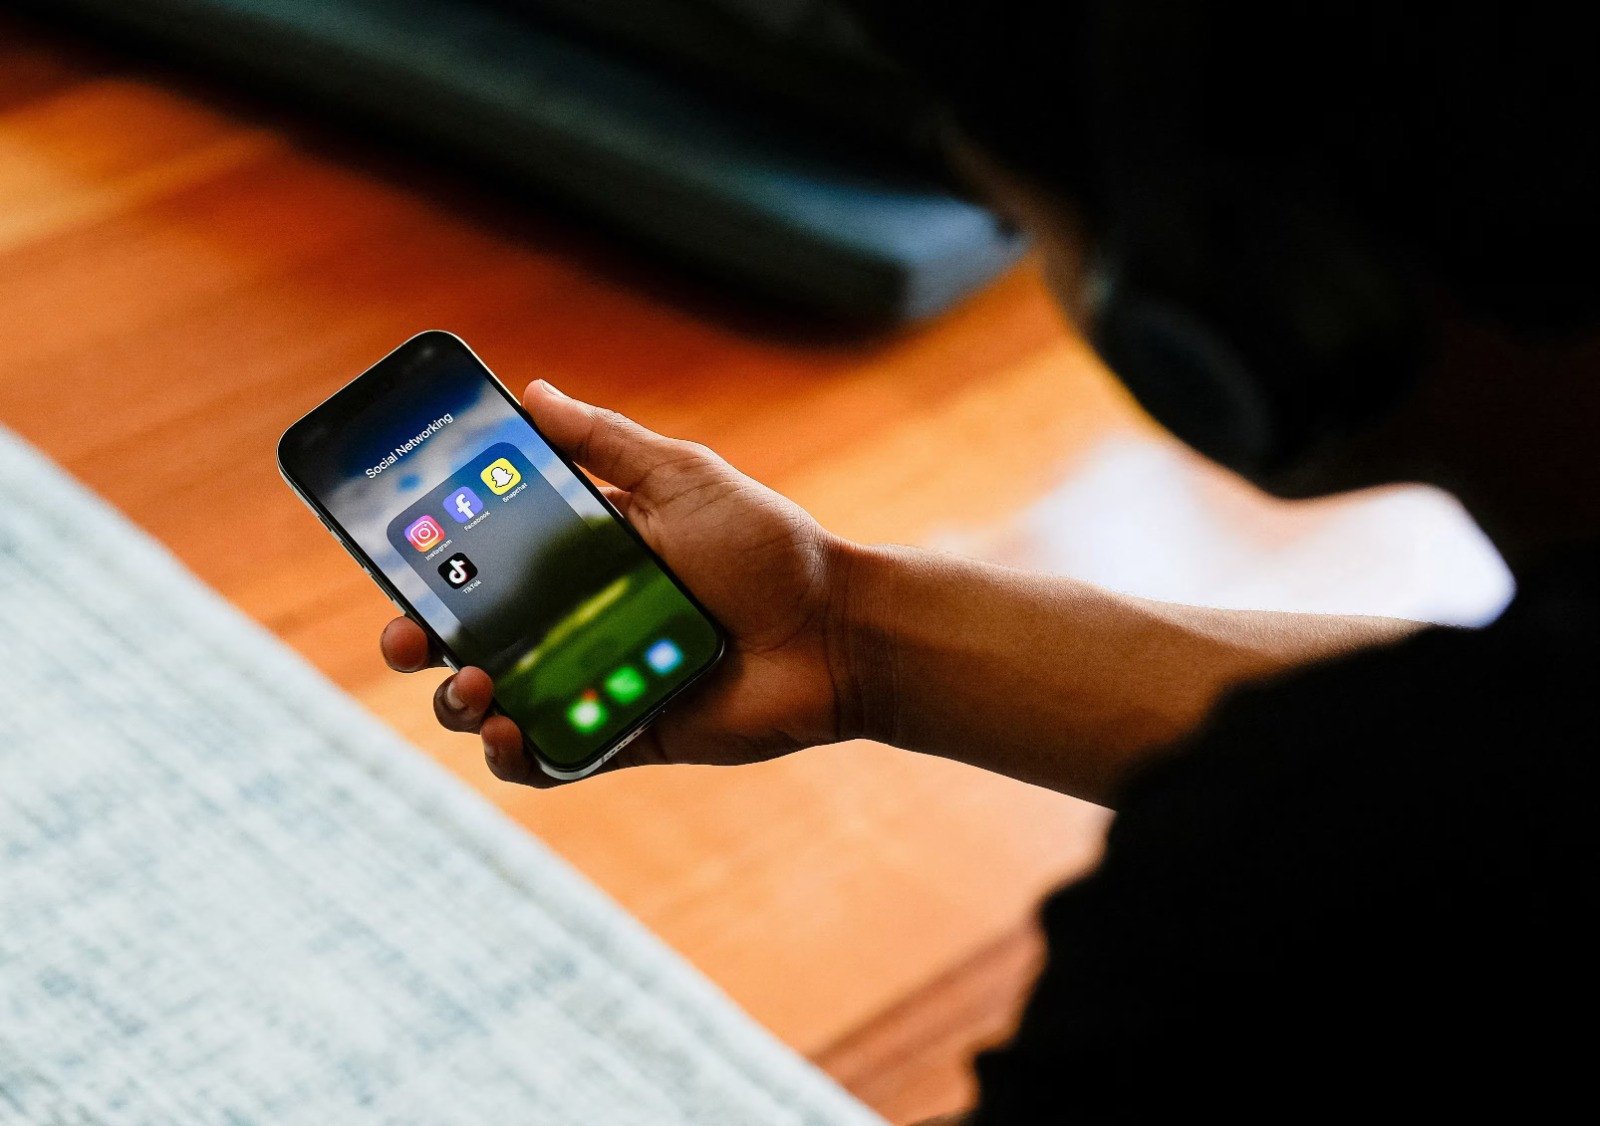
[{"x1": 277, "y1": 331, "x2": 726, "y2": 780}]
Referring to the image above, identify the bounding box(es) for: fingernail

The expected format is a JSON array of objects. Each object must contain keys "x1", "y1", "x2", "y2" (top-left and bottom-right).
[
  {"x1": 445, "y1": 680, "x2": 465, "y2": 711},
  {"x1": 536, "y1": 379, "x2": 565, "y2": 398},
  {"x1": 483, "y1": 739, "x2": 500, "y2": 769}
]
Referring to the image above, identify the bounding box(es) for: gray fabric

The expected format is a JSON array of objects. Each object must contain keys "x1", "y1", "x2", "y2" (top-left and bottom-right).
[{"x1": 0, "y1": 427, "x2": 880, "y2": 1126}]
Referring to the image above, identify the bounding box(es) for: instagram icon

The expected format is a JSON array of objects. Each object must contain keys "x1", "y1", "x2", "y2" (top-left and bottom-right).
[{"x1": 404, "y1": 515, "x2": 445, "y2": 552}]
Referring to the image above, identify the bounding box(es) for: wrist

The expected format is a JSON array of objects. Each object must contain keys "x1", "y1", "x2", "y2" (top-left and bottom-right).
[{"x1": 822, "y1": 537, "x2": 910, "y2": 746}]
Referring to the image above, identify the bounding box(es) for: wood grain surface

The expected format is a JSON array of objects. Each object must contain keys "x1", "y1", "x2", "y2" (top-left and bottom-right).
[{"x1": 0, "y1": 17, "x2": 1146, "y2": 1121}]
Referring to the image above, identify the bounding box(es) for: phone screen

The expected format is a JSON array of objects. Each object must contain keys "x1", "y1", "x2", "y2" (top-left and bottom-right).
[{"x1": 278, "y1": 332, "x2": 723, "y2": 771}]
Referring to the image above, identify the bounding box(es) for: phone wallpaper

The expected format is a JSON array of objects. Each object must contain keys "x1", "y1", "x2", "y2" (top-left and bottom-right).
[{"x1": 287, "y1": 339, "x2": 718, "y2": 767}]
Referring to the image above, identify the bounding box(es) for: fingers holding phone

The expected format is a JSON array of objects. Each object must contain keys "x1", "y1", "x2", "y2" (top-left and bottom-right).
[
  {"x1": 379, "y1": 619, "x2": 599, "y2": 787},
  {"x1": 281, "y1": 332, "x2": 727, "y2": 782}
]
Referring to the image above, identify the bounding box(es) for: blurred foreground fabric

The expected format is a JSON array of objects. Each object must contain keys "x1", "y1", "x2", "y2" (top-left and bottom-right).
[{"x1": 0, "y1": 427, "x2": 878, "y2": 1126}]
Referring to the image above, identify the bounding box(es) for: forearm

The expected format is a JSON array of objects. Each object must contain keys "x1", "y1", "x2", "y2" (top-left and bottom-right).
[{"x1": 830, "y1": 542, "x2": 1421, "y2": 805}]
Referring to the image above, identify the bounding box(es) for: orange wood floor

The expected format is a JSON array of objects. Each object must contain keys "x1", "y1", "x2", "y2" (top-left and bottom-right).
[{"x1": 0, "y1": 18, "x2": 1147, "y2": 1122}]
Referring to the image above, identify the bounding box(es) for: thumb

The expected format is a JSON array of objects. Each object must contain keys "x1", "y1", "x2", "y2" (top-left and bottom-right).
[{"x1": 522, "y1": 380, "x2": 685, "y2": 491}]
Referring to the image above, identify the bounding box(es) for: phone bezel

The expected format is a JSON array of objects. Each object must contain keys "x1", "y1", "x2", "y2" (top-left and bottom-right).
[{"x1": 276, "y1": 330, "x2": 727, "y2": 781}]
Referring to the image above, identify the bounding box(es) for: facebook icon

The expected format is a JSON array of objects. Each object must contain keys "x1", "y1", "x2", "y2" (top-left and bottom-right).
[{"x1": 444, "y1": 486, "x2": 484, "y2": 524}]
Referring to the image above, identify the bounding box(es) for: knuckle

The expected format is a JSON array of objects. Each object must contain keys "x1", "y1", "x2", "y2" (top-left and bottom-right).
[
  {"x1": 591, "y1": 406, "x2": 634, "y2": 442},
  {"x1": 675, "y1": 439, "x2": 716, "y2": 464},
  {"x1": 645, "y1": 450, "x2": 723, "y2": 502},
  {"x1": 660, "y1": 440, "x2": 716, "y2": 480}
]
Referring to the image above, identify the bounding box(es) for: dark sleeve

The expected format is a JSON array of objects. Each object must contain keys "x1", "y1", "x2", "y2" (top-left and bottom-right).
[{"x1": 967, "y1": 622, "x2": 1590, "y2": 1122}]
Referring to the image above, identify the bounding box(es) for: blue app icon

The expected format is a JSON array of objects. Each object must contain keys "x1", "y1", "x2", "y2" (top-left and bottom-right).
[
  {"x1": 645, "y1": 638, "x2": 683, "y2": 676},
  {"x1": 445, "y1": 486, "x2": 484, "y2": 524}
]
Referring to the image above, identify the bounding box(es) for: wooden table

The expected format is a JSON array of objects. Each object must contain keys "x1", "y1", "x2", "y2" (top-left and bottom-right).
[{"x1": 0, "y1": 19, "x2": 1144, "y2": 1122}]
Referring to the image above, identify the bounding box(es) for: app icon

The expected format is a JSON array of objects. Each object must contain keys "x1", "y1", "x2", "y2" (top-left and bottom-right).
[
  {"x1": 481, "y1": 457, "x2": 522, "y2": 495},
  {"x1": 567, "y1": 689, "x2": 608, "y2": 734},
  {"x1": 604, "y1": 665, "x2": 647, "y2": 705},
  {"x1": 438, "y1": 553, "x2": 477, "y2": 589},
  {"x1": 445, "y1": 486, "x2": 484, "y2": 524},
  {"x1": 645, "y1": 639, "x2": 683, "y2": 676},
  {"x1": 404, "y1": 515, "x2": 446, "y2": 552}
]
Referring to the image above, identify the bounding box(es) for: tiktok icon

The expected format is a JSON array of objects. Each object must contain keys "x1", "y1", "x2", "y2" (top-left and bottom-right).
[{"x1": 438, "y1": 553, "x2": 478, "y2": 589}]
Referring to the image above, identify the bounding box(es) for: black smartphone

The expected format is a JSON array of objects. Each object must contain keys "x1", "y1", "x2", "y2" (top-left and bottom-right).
[{"x1": 278, "y1": 331, "x2": 725, "y2": 780}]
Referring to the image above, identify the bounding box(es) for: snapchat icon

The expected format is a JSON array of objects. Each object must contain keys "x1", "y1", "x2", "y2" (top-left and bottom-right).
[{"x1": 481, "y1": 457, "x2": 522, "y2": 495}]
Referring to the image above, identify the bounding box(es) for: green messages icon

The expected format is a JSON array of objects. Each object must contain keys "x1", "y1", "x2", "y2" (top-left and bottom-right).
[
  {"x1": 567, "y1": 691, "x2": 607, "y2": 733},
  {"x1": 604, "y1": 665, "x2": 647, "y2": 705}
]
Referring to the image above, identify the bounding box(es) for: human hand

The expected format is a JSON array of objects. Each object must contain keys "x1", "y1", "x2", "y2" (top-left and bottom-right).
[{"x1": 379, "y1": 380, "x2": 855, "y2": 786}]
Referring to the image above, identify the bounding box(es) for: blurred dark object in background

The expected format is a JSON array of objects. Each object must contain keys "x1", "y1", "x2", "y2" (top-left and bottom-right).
[
  {"x1": 528, "y1": 0, "x2": 925, "y2": 142},
  {"x1": 16, "y1": 0, "x2": 1025, "y2": 324}
]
